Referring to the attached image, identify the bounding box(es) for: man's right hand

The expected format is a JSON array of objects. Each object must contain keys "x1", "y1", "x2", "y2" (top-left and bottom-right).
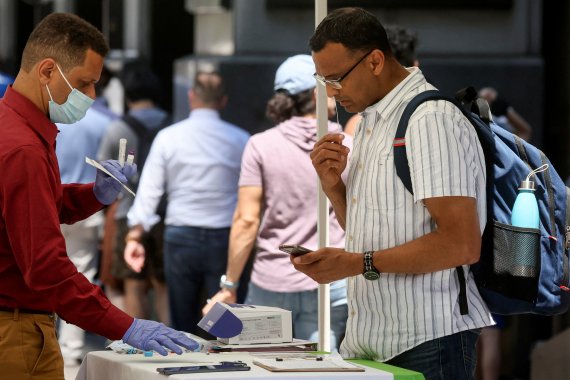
[
  {"x1": 310, "y1": 133, "x2": 349, "y2": 190},
  {"x1": 201, "y1": 288, "x2": 237, "y2": 316}
]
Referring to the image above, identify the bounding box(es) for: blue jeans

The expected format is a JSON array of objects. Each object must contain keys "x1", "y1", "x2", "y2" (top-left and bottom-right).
[
  {"x1": 386, "y1": 329, "x2": 481, "y2": 380},
  {"x1": 163, "y1": 225, "x2": 230, "y2": 334},
  {"x1": 245, "y1": 282, "x2": 348, "y2": 351}
]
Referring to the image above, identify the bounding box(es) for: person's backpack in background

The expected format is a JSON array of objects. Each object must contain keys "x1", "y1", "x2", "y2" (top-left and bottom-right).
[
  {"x1": 393, "y1": 88, "x2": 570, "y2": 316},
  {"x1": 122, "y1": 113, "x2": 170, "y2": 171},
  {"x1": 122, "y1": 113, "x2": 170, "y2": 216}
]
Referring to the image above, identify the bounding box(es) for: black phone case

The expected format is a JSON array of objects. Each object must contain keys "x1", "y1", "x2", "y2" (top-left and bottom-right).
[
  {"x1": 157, "y1": 361, "x2": 250, "y2": 375},
  {"x1": 278, "y1": 244, "x2": 311, "y2": 256}
]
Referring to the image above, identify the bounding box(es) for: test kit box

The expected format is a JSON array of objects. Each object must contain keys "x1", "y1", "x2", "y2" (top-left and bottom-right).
[{"x1": 198, "y1": 303, "x2": 292, "y2": 345}]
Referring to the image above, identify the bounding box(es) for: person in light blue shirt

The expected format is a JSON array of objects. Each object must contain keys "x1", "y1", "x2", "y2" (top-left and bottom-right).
[
  {"x1": 0, "y1": 71, "x2": 14, "y2": 98},
  {"x1": 124, "y1": 71, "x2": 250, "y2": 335},
  {"x1": 55, "y1": 68, "x2": 115, "y2": 366}
]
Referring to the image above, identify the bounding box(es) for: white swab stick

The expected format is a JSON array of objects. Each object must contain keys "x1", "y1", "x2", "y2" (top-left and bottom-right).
[{"x1": 118, "y1": 138, "x2": 127, "y2": 167}]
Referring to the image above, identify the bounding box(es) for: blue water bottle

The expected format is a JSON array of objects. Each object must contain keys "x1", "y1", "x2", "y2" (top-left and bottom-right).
[
  {"x1": 511, "y1": 165, "x2": 549, "y2": 276},
  {"x1": 511, "y1": 179, "x2": 539, "y2": 229},
  {"x1": 511, "y1": 164, "x2": 548, "y2": 228}
]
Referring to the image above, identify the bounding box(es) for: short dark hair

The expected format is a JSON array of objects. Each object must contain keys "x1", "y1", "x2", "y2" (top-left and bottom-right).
[
  {"x1": 122, "y1": 66, "x2": 163, "y2": 104},
  {"x1": 21, "y1": 13, "x2": 108, "y2": 72},
  {"x1": 265, "y1": 89, "x2": 315, "y2": 125},
  {"x1": 386, "y1": 25, "x2": 418, "y2": 67},
  {"x1": 193, "y1": 71, "x2": 226, "y2": 106},
  {"x1": 309, "y1": 7, "x2": 391, "y2": 56}
]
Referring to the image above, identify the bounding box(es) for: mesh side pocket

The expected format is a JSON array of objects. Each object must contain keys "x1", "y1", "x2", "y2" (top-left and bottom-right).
[
  {"x1": 484, "y1": 221, "x2": 540, "y2": 302},
  {"x1": 493, "y1": 221, "x2": 540, "y2": 277}
]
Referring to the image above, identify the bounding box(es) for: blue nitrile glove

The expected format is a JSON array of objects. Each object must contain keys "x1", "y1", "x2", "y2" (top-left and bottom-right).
[
  {"x1": 93, "y1": 160, "x2": 137, "y2": 205},
  {"x1": 122, "y1": 318, "x2": 200, "y2": 356}
]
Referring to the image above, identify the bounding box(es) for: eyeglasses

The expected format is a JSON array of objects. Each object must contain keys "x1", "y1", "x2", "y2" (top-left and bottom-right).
[{"x1": 313, "y1": 50, "x2": 373, "y2": 90}]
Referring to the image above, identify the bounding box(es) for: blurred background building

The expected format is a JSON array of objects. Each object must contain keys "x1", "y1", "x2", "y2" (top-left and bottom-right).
[
  {"x1": 1, "y1": 1, "x2": 567, "y2": 162},
  {"x1": 1, "y1": 1, "x2": 570, "y2": 378}
]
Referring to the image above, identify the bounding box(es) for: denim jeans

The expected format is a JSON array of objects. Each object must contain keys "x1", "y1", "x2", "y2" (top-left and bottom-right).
[
  {"x1": 245, "y1": 282, "x2": 348, "y2": 351},
  {"x1": 386, "y1": 329, "x2": 481, "y2": 380},
  {"x1": 163, "y1": 225, "x2": 230, "y2": 334}
]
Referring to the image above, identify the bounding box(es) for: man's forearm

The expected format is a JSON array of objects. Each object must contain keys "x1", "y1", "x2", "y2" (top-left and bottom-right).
[
  {"x1": 322, "y1": 181, "x2": 347, "y2": 230},
  {"x1": 225, "y1": 216, "x2": 260, "y2": 284}
]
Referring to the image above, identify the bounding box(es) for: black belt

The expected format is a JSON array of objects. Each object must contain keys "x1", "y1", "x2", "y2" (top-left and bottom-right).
[{"x1": 0, "y1": 306, "x2": 53, "y2": 315}]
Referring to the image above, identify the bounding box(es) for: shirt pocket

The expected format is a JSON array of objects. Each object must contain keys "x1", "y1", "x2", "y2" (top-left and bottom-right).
[{"x1": 364, "y1": 153, "x2": 405, "y2": 211}]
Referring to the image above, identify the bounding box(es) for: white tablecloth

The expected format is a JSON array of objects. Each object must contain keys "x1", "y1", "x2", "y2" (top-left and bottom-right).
[{"x1": 75, "y1": 351, "x2": 395, "y2": 380}]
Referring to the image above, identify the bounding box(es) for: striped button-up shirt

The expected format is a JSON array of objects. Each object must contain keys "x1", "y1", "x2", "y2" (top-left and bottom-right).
[{"x1": 340, "y1": 68, "x2": 493, "y2": 361}]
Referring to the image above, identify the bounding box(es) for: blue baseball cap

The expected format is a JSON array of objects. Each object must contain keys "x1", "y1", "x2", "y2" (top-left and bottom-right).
[{"x1": 274, "y1": 54, "x2": 316, "y2": 95}]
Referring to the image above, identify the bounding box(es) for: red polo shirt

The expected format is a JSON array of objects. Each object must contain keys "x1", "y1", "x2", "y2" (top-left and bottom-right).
[{"x1": 0, "y1": 86, "x2": 132, "y2": 339}]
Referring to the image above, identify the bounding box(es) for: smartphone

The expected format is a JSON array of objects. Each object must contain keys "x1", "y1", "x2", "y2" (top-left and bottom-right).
[
  {"x1": 279, "y1": 244, "x2": 312, "y2": 257},
  {"x1": 156, "y1": 361, "x2": 250, "y2": 375}
]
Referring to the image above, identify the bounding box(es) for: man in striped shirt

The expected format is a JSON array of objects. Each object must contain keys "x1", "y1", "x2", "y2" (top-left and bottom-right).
[{"x1": 293, "y1": 7, "x2": 494, "y2": 379}]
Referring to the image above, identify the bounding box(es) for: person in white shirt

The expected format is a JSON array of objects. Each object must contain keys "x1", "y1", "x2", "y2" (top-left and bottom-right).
[
  {"x1": 293, "y1": 8, "x2": 493, "y2": 379},
  {"x1": 124, "y1": 71, "x2": 249, "y2": 335}
]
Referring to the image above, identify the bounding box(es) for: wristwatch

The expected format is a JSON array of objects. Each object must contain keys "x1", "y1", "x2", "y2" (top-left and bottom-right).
[
  {"x1": 363, "y1": 251, "x2": 380, "y2": 280},
  {"x1": 219, "y1": 274, "x2": 239, "y2": 290}
]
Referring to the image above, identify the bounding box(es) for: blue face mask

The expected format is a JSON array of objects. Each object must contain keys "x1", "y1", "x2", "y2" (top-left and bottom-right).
[{"x1": 46, "y1": 64, "x2": 94, "y2": 124}]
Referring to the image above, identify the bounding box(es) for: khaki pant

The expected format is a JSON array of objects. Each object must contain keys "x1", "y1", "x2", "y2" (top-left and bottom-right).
[{"x1": 0, "y1": 309, "x2": 64, "y2": 380}]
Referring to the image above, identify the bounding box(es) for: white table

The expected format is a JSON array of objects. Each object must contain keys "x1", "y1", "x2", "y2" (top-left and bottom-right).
[{"x1": 75, "y1": 351, "x2": 397, "y2": 380}]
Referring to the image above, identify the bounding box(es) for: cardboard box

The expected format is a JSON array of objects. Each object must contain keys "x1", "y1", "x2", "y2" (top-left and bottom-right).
[{"x1": 198, "y1": 303, "x2": 292, "y2": 345}]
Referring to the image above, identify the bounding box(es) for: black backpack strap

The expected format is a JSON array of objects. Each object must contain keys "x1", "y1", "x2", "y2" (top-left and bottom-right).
[
  {"x1": 122, "y1": 114, "x2": 149, "y2": 139},
  {"x1": 394, "y1": 90, "x2": 462, "y2": 194},
  {"x1": 456, "y1": 266, "x2": 469, "y2": 315},
  {"x1": 563, "y1": 189, "x2": 570, "y2": 290},
  {"x1": 514, "y1": 136, "x2": 533, "y2": 172},
  {"x1": 539, "y1": 151, "x2": 557, "y2": 238},
  {"x1": 122, "y1": 113, "x2": 167, "y2": 169},
  {"x1": 394, "y1": 89, "x2": 474, "y2": 315}
]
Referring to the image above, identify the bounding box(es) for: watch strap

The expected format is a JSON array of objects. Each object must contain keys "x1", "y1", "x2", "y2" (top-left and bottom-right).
[
  {"x1": 219, "y1": 274, "x2": 239, "y2": 290},
  {"x1": 363, "y1": 251, "x2": 380, "y2": 280}
]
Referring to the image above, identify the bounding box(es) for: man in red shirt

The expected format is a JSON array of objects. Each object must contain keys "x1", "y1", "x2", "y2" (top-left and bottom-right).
[{"x1": 0, "y1": 13, "x2": 198, "y2": 379}]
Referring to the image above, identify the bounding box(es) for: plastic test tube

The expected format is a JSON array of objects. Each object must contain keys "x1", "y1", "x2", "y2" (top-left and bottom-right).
[
  {"x1": 126, "y1": 150, "x2": 135, "y2": 165},
  {"x1": 118, "y1": 138, "x2": 127, "y2": 167}
]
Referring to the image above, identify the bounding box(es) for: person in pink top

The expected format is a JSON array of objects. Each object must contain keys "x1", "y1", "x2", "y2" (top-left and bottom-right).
[{"x1": 203, "y1": 54, "x2": 350, "y2": 349}]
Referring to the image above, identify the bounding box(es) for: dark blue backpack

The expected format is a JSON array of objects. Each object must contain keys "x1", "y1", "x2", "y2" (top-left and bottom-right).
[{"x1": 394, "y1": 88, "x2": 570, "y2": 316}]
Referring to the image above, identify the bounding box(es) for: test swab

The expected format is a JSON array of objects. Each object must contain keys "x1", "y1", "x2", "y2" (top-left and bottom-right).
[
  {"x1": 85, "y1": 157, "x2": 136, "y2": 197},
  {"x1": 118, "y1": 138, "x2": 127, "y2": 167},
  {"x1": 126, "y1": 150, "x2": 135, "y2": 166}
]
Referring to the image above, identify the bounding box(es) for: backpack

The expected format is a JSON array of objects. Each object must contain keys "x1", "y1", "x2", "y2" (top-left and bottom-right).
[
  {"x1": 122, "y1": 113, "x2": 170, "y2": 170},
  {"x1": 122, "y1": 113, "x2": 171, "y2": 217},
  {"x1": 393, "y1": 88, "x2": 570, "y2": 316}
]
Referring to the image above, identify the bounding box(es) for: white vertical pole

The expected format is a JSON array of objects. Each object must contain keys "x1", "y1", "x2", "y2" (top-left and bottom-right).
[
  {"x1": 315, "y1": 0, "x2": 331, "y2": 354},
  {"x1": 0, "y1": 0, "x2": 16, "y2": 68},
  {"x1": 124, "y1": 0, "x2": 151, "y2": 58},
  {"x1": 53, "y1": 0, "x2": 74, "y2": 13}
]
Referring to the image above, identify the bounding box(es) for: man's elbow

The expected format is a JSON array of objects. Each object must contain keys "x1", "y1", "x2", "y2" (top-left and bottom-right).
[
  {"x1": 233, "y1": 213, "x2": 260, "y2": 231},
  {"x1": 459, "y1": 241, "x2": 481, "y2": 265}
]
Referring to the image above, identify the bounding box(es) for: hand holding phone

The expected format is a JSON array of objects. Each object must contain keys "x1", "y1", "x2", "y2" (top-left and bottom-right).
[{"x1": 279, "y1": 244, "x2": 312, "y2": 257}]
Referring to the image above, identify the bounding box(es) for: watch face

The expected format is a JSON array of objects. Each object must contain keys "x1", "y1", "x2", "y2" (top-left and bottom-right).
[{"x1": 363, "y1": 270, "x2": 380, "y2": 281}]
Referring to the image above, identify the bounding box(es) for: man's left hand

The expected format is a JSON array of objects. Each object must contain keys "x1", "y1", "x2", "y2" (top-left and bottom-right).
[
  {"x1": 93, "y1": 160, "x2": 136, "y2": 205},
  {"x1": 290, "y1": 247, "x2": 361, "y2": 283}
]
